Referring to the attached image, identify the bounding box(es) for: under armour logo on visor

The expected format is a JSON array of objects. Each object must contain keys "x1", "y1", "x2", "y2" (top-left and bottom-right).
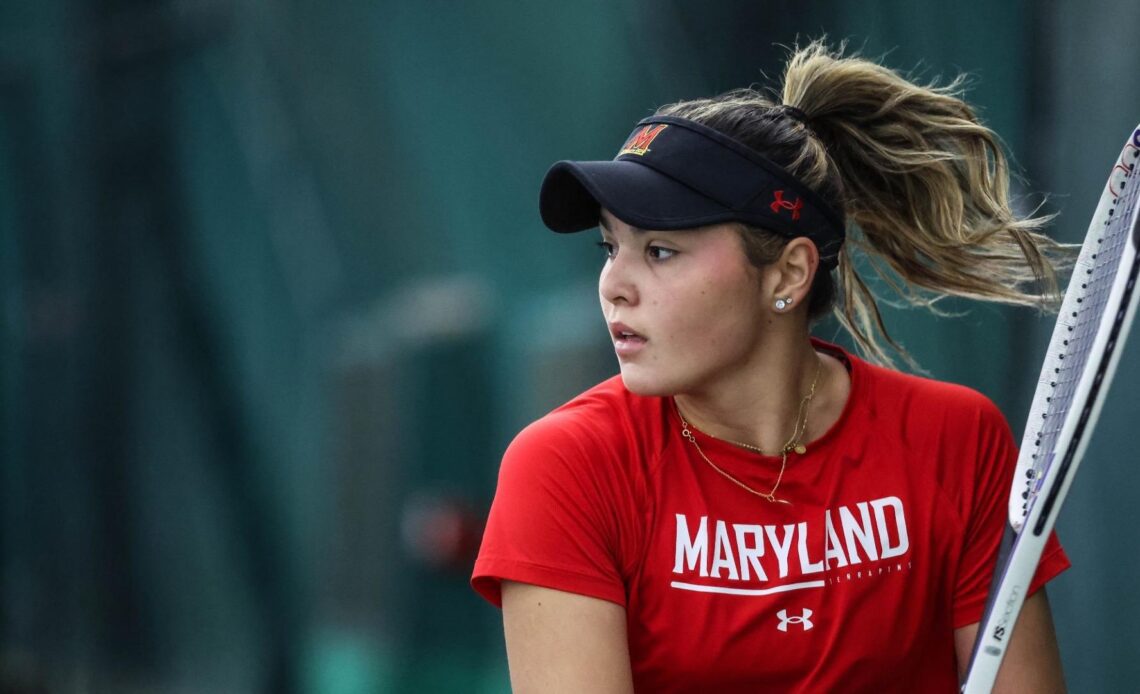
[
  {"x1": 776, "y1": 608, "x2": 814, "y2": 632},
  {"x1": 770, "y1": 190, "x2": 803, "y2": 220},
  {"x1": 618, "y1": 124, "x2": 668, "y2": 156}
]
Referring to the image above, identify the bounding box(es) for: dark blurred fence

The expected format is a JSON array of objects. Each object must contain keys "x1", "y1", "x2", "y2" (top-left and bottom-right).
[{"x1": 2, "y1": 1, "x2": 1138, "y2": 692}]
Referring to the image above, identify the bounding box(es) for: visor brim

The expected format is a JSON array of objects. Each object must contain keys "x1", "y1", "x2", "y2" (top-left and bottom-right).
[{"x1": 539, "y1": 160, "x2": 731, "y2": 233}]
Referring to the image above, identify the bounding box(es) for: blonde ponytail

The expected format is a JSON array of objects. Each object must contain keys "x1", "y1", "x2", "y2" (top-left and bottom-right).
[{"x1": 656, "y1": 39, "x2": 1072, "y2": 369}]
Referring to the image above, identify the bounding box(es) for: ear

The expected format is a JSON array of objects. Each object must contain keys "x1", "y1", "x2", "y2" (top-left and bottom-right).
[{"x1": 770, "y1": 238, "x2": 820, "y2": 306}]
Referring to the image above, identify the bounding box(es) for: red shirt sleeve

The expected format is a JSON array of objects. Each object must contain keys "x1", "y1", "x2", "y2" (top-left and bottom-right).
[
  {"x1": 471, "y1": 408, "x2": 641, "y2": 608},
  {"x1": 951, "y1": 396, "x2": 1070, "y2": 628}
]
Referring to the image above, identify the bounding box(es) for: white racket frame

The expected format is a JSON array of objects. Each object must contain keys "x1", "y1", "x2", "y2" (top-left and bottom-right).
[{"x1": 963, "y1": 125, "x2": 1140, "y2": 692}]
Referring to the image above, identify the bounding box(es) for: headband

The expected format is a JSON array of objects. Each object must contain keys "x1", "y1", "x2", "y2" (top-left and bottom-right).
[{"x1": 539, "y1": 115, "x2": 846, "y2": 269}]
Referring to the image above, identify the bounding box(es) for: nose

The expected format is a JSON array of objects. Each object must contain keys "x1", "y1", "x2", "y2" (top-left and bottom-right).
[{"x1": 599, "y1": 247, "x2": 639, "y2": 307}]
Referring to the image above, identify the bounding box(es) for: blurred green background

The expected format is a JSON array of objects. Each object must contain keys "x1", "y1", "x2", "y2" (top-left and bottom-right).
[{"x1": 2, "y1": 1, "x2": 1138, "y2": 692}]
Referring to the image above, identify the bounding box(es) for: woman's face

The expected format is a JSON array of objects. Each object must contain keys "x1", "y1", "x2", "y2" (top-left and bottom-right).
[{"x1": 598, "y1": 209, "x2": 773, "y2": 397}]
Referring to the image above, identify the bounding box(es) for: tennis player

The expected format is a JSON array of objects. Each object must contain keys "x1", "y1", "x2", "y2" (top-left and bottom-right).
[{"x1": 471, "y1": 40, "x2": 1070, "y2": 693}]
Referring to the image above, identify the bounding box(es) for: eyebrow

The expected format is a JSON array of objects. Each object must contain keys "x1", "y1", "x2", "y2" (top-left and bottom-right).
[{"x1": 598, "y1": 215, "x2": 645, "y2": 234}]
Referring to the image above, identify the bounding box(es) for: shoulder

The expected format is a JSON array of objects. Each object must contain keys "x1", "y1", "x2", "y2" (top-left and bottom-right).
[
  {"x1": 502, "y1": 375, "x2": 665, "y2": 484},
  {"x1": 828, "y1": 346, "x2": 1014, "y2": 473},
  {"x1": 845, "y1": 349, "x2": 1017, "y2": 499},
  {"x1": 837, "y1": 348, "x2": 1020, "y2": 534},
  {"x1": 510, "y1": 375, "x2": 648, "y2": 450},
  {"x1": 476, "y1": 377, "x2": 656, "y2": 607},
  {"x1": 852, "y1": 352, "x2": 1007, "y2": 432}
]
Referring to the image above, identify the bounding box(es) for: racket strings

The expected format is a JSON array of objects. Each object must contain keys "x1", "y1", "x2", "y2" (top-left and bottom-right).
[
  {"x1": 967, "y1": 129, "x2": 1140, "y2": 693},
  {"x1": 1019, "y1": 145, "x2": 1140, "y2": 514}
]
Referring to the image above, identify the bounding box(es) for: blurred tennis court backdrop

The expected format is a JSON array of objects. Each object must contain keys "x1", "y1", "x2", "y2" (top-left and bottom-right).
[{"x1": 2, "y1": 1, "x2": 1138, "y2": 692}]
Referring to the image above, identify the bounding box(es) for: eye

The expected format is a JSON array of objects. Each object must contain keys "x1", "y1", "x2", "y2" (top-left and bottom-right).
[
  {"x1": 596, "y1": 241, "x2": 616, "y2": 259},
  {"x1": 648, "y1": 245, "x2": 677, "y2": 261}
]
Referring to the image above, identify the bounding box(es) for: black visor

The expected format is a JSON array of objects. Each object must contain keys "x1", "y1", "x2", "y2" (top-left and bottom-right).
[{"x1": 539, "y1": 115, "x2": 846, "y2": 269}]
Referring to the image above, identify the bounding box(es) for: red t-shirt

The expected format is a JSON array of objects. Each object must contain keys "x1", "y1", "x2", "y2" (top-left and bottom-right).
[{"x1": 472, "y1": 340, "x2": 1068, "y2": 693}]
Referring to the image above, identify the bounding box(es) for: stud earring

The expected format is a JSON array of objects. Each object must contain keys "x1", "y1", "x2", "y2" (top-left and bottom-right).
[{"x1": 775, "y1": 296, "x2": 793, "y2": 311}]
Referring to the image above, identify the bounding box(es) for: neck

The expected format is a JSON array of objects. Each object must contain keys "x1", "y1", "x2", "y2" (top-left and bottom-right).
[{"x1": 673, "y1": 335, "x2": 826, "y2": 455}]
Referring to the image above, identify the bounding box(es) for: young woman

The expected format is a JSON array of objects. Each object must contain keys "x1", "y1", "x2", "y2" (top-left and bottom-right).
[{"x1": 471, "y1": 41, "x2": 1070, "y2": 693}]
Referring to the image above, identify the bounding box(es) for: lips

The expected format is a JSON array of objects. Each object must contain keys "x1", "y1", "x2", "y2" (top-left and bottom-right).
[
  {"x1": 609, "y1": 321, "x2": 647, "y2": 357},
  {"x1": 609, "y1": 321, "x2": 645, "y2": 340}
]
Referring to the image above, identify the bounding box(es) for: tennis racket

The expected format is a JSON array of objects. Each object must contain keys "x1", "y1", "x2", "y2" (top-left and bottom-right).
[{"x1": 962, "y1": 124, "x2": 1140, "y2": 693}]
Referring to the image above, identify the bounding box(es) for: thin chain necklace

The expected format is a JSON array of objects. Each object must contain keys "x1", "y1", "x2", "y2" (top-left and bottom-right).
[{"x1": 675, "y1": 355, "x2": 823, "y2": 505}]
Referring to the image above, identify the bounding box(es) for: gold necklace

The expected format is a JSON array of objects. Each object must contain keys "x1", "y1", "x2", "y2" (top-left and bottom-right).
[{"x1": 676, "y1": 355, "x2": 823, "y2": 505}]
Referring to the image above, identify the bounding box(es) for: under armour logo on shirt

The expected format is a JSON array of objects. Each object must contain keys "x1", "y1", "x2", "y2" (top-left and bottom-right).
[{"x1": 776, "y1": 608, "x2": 814, "y2": 632}]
